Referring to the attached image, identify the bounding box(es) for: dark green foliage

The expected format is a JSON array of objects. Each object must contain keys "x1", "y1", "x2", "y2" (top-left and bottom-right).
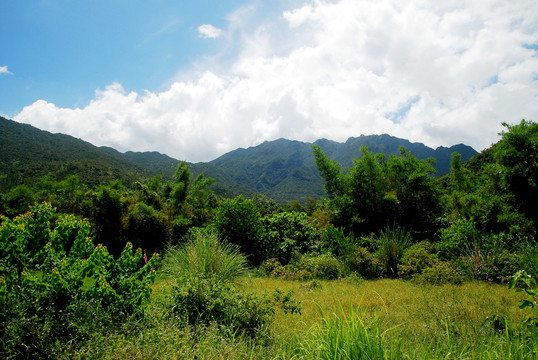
[
  {"x1": 261, "y1": 253, "x2": 344, "y2": 280},
  {"x1": 2, "y1": 184, "x2": 35, "y2": 217},
  {"x1": 291, "y1": 253, "x2": 344, "y2": 280},
  {"x1": 90, "y1": 184, "x2": 126, "y2": 257},
  {"x1": 214, "y1": 196, "x2": 265, "y2": 265},
  {"x1": 313, "y1": 145, "x2": 442, "y2": 236},
  {"x1": 169, "y1": 278, "x2": 274, "y2": 338},
  {"x1": 495, "y1": 120, "x2": 538, "y2": 224},
  {"x1": 125, "y1": 202, "x2": 169, "y2": 253},
  {"x1": 261, "y1": 211, "x2": 320, "y2": 263},
  {"x1": 520, "y1": 243, "x2": 538, "y2": 279},
  {"x1": 347, "y1": 247, "x2": 382, "y2": 279},
  {"x1": 436, "y1": 219, "x2": 482, "y2": 260}
]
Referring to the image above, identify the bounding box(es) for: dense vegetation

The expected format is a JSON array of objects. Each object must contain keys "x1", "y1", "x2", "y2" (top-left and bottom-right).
[{"x1": 0, "y1": 120, "x2": 536, "y2": 359}]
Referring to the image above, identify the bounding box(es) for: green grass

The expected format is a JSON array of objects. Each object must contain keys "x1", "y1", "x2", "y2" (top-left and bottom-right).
[
  {"x1": 70, "y1": 276, "x2": 537, "y2": 359},
  {"x1": 160, "y1": 229, "x2": 248, "y2": 283}
]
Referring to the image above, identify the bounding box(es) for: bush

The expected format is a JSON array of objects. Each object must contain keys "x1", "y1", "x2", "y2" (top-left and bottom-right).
[
  {"x1": 398, "y1": 241, "x2": 438, "y2": 279},
  {"x1": 348, "y1": 247, "x2": 383, "y2": 279},
  {"x1": 169, "y1": 277, "x2": 301, "y2": 338},
  {"x1": 454, "y1": 250, "x2": 522, "y2": 284},
  {"x1": 437, "y1": 219, "x2": 483, "y2": 259},
  {"x1": 169, "y1": 277, "x2": 274, "y2": 338},
  {"x1": 413, "y1": 261, "x2": 464, "y2": 285},
  {"x1": 0, "y1": 203, "x2": 159, "y2": 358},
  {"x1": 261, "y1": 253, "x2": 344, "y2": 280},
  {"x1": 261, "y1": 211, "x2": 320, "y2": 264},
  {"x1": 291, "y1": 253, "x2": 344, "y2": 280},
  {"x1": 520, "y1": 242, "x2": 538, "y2": 279}
]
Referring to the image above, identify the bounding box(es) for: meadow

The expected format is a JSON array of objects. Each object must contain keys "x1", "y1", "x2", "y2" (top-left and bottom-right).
[{"x1": 69, "y1": 269, "x2": 536, "y2": 359}]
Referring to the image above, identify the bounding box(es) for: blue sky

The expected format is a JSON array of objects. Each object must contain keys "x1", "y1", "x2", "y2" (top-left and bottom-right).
[
  {"x1": 0, "y1": 0, "x2": 253, "y2": 113},
  {"x1": 1, "y1": 0, "x2": 538, "y2": 162}
]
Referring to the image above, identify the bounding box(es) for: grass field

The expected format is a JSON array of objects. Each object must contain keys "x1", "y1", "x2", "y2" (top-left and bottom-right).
[{"x1": 72, "y1": 275, "x2": 536, "y2": 359}]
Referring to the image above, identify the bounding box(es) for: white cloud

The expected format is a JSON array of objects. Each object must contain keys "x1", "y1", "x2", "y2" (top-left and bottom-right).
[
  {"x1": 197, "y1": 24, "x2": 223, "y2": 39},
  {"x1": 14, "y1": 0, "x2": 538, "y2": 162},
  {"x1": 0, "y1": 66, "x2": 13, "y2": 75}
]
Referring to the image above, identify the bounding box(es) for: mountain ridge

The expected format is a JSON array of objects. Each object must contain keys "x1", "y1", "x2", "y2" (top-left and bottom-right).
[{"x1": 0, "y1": 116, "x2": 478, "y2": 202}]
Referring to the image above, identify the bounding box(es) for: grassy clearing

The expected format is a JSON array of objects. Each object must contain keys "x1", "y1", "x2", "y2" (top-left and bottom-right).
[
  {"x1": 241, "y1": 276, "x2": 533, "y2": 358},
  {"x1": 72, "y1": 275, "x2": 536, "y2": 359}
]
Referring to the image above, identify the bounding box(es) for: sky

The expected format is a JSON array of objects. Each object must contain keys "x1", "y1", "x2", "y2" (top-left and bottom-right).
[{"x1": 1, "y1": 0, "x2": 538, "y2": 162}]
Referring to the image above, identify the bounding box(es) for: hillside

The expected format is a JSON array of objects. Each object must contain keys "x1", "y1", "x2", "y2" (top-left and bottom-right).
[
  {"x1": 0, "y1": 116, "x2": 152, "y2": 190},
  {"x1": 0, "y1": 117, "x2": 478, "y2": 202},
  {"x1": 198, "y1": 136, "x2": 477, "y2": 203}
]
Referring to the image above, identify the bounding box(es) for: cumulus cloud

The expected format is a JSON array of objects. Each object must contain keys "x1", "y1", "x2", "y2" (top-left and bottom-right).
[
  {"x1": 0, "y1": 66, "x2": 13, "y2": 75},
  {"x1": 15, "y1": 0, "x2": 538, "y2": 162},
  {"x1": 197, "y1": 24, "x2": 223, "y2": 39}
]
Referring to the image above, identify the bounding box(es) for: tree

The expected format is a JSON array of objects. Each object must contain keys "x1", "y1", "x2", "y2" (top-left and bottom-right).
[
  {"x1": 495, "y1": 120, "x2": 538, "y2": 225},
  {"x1": 214, "y1": 196, "x2": 265, "y2": 265},
  {"x1": 313, "y1": 145, "x2": 441, "y2": 237}
]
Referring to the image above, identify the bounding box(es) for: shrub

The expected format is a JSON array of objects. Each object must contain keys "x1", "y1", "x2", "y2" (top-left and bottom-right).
[
  {"x1": 454, "y1": 250, "x2": 522, "y2": 284},
  {"x1": 0, "y1": 203, "x2": 159, "y2": 358},
  {"x1": 348, "y1": 247, "x2": 383, "y2": 279},
  {"x1": 261, "y1": 253, "x2": 344, "y2": 280},
  {"x1": 437, "y1": 219, "x2": 483, "y2": 259},
  {"x1": 169, "y1": 278, "x2": 301, "y2": 338},
  {"x1": 413, "y1": 261, "x2": 464, "y2": 285},
  {"x1": 169, "y1": 277, "x2": 273, "y2": 338},
  {"x1": 292, "y1": 253, "x2": 344, "y2": 280},
  {"x1": 261, "y1": 211, "x2": 320, "y2": 264},
  {"x1": 398, "y1": 241, "x2": 438, "y2": 279},
  {"x1": 161, "y1": 229, "x2": 247, "y2": 284},
  {"x1": 520, "y1": 242, "x2": 538, "y2": 279},
  {"x1": 320, "y1": 225, "x2": 358, "y2": 258}
]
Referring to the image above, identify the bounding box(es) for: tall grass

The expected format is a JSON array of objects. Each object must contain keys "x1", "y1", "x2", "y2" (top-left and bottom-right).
[
  {"x1": 160, "y1": 229, "x2": 247, "y2": 283},
  {"x1": 287, "y1": 307, "x2": 401, "y2": 359},
  {"x1": 376, "y1": 225, "x2": 412, "y2": 277}
]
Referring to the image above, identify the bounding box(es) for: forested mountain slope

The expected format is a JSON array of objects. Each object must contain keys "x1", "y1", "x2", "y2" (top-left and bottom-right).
[
  {"x1": 1, "y1": 116, "x2": 477, "y2": 202},
  {"x1": 0, "y1": 116, "x2": 151, "y2": 190}
]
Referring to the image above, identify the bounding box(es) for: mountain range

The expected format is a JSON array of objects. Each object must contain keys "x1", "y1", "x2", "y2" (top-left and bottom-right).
[{"x1": 0, "y1": 116, "x2": 478, "y2": 203}]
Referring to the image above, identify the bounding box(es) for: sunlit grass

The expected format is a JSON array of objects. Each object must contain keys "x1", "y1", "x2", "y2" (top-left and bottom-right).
[
  {"x1": 241, "y1": 276, "x2": 532, "y2": 358},
  {"x1": 76, "y1": 275, "x2": 535, "y2": 359}
]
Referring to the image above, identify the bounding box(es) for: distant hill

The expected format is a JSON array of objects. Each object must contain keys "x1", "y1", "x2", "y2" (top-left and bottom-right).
[
  {"x1": 192, "y1": 136, "x2": 477, "y2": 203},
  {"x1": 0, "y1": 116, "x2": 478, "y2": 202},
  {"x1": 0, "y1": 116, "x2": 151, "y2": 190}
]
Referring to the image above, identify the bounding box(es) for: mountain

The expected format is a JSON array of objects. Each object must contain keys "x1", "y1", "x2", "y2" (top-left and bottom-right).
[
  {"x1": 190, "y1": 136, "x2": 477, "y2": 203},
  {"x1": 0, "y1": 116, "x2": 152, "y2": 190},
  {"x1": 0, "y1": 116, "x2": 478, "y2": 202}
]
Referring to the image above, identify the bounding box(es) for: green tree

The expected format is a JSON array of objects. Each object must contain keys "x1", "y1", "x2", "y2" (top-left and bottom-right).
[
  {"x1": 261, "y1": 211, "x2": 320, "y2": 263},
  {"x1": 214, "y1": 195, "x2": 265, "y2": 265},
  {"x1": 313, "y1": 145, "x2": 441, "y2": 237},
  {"x1": 495, "y1": 120, "x2": 538, "y2": 225},
  {"x1": 90, "y1": 182, "x2": 126, "y2": 257}
]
